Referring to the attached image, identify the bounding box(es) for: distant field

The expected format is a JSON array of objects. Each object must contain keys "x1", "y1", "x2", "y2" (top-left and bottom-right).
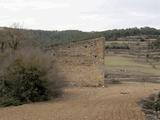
[
  {"x1": 105, "y1": 55, "x2": 160, "y2": 76},
  {"x1": 106, "y1": 41, "x2": 131, "y2": 44}
]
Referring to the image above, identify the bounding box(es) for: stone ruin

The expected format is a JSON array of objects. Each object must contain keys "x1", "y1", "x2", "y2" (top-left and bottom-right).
[{"x1": 47, "y1": 37, "x2": 105, "y2": 87}]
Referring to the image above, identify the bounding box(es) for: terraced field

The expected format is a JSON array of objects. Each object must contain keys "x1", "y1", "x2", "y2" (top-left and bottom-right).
[
  {"x1": 0, "y1": 82, "x2": 159, "y2": 120},
  {"x1": 105, "y1": 55, "x2": 160, "y2": 83}
]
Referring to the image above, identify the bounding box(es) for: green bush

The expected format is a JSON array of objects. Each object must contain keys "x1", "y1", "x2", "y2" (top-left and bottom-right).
[
  {"x1": 141, "y1": 92, "x2": 160, "y2": 112},
  {"x1": 0, "y1": 48, "x2": 64, "y2": 107}
]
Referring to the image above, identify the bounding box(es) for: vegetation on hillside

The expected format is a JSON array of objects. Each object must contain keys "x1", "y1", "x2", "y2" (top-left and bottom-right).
[
  {"x1": 0, "y1": 27, "x2": 160, "y2": 47},
  {"x1": 103, "y1": 27, "x2": 160, "y2": 40}
]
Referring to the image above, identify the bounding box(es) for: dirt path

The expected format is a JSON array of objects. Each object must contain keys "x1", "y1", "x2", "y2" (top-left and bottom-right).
[{"x1": 0, "y1": 82, "x2": 159, "y2": 120}]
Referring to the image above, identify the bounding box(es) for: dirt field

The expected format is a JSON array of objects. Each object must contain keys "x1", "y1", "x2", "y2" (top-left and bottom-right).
[{"x1": 0, "y1": 82, "x2": 159, "y2": 120}]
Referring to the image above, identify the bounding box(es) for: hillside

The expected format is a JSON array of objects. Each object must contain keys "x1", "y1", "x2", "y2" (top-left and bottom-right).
[
  {"x1": 0, "y1": 27, "x2": 100, "y2": 46},
  {"x1": 0, "y1": 27, "x2": 160, "y2": 47}
]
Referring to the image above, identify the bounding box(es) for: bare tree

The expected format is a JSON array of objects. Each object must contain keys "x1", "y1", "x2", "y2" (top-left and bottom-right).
[
  {"x1": 7, "y1": 23, "x2": 25, "y2": 50},
  {"x1": 0, "y1": 42, "x2": 5, "y2": 52},
  {"x1": 0, "y1": 31, "x2": 6, "y2": 52}
]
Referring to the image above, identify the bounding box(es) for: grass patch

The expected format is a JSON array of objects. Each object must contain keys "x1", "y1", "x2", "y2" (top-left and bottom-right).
[{"x1": 105, "y1": 55, "x2": 160, "y2": 76}]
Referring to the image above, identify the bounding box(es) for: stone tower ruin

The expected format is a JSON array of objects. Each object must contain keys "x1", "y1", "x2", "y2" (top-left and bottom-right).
[{"x1": 47, "y1": 37, "x2": 105, "y2": 87}]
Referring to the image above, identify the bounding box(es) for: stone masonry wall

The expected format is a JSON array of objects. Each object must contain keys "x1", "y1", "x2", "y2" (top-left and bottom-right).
[{"x1": 47, "y1": 37, "x2": 105, "y2": 87}]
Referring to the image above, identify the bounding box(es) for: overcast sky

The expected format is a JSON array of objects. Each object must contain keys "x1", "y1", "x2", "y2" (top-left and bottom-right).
[{"x1": 0, "y1": 0, "x2": 160, "y2": 31}]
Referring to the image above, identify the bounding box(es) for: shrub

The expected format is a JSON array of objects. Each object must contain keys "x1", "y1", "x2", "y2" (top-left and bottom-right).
[
  {"x1": 106, "y1": 42, "x2": 130, "y2": 49},
  {"x1": 0, "y1": 48, "x2": 64, "y2": 107},
  {"x1": 148, "y1": 39, "x2": 160, "y2": 50},
  {"x1": 141, "y1": 92, "x2": 160, "y2": 112}
]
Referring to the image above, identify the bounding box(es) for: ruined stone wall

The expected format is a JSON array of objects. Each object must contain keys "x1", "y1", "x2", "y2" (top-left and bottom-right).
[{"x1": 47, "y1": 37, "x2": 105, "y2": 86}]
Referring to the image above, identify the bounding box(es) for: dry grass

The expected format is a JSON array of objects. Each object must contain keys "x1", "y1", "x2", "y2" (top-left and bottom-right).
[
  {"x1": 0, "y1": 82, "x2": 159, "y2": 120},
  {"x1": 105, "y1": 55, "x2": 160, "y2": 76}
]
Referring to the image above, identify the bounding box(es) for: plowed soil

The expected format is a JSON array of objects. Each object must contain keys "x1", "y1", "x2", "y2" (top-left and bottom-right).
[{"x1": 0, "y1": 82, "x2": 159, "y2": 120}]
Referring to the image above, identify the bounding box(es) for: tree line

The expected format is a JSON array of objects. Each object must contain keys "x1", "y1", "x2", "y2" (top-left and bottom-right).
[{"x1": 0, "y1": 26, "x2": 160, "y2": 48}]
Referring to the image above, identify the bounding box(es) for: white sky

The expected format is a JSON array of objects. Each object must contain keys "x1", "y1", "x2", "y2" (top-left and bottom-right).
[{"x1": 0, "y1": 0, "x2": 160, "y2": 31}]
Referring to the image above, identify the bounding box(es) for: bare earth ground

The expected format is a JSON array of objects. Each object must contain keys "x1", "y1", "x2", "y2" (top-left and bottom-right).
[{"x1": 0, "y1": 82, "x2": 159, "y2": 120}]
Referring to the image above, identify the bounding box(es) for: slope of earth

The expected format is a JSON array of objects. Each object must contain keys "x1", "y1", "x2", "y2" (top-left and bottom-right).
[{"x1": 0, "y1": 82, "x2": 159, "y2": 120}]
